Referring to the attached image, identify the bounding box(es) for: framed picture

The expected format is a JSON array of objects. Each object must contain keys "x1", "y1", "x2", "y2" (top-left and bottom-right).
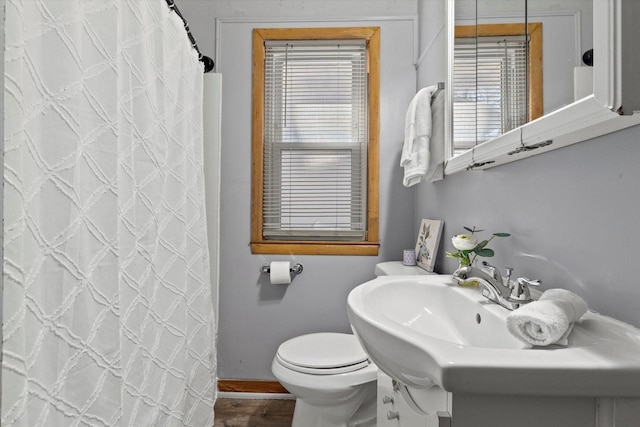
[{"x1": 415, "y1": 219, "x2": 444, "y2": 272}]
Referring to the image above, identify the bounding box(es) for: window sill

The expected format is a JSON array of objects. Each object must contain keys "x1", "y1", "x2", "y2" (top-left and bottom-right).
[{"x1": 250, "y1": 241, "x2": 380, "y2": 256}]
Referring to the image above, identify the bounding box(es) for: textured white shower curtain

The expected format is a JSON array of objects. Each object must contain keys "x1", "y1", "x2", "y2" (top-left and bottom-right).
[{"x1": 2, "y1": 0, "x2": 216, "y2": 426}]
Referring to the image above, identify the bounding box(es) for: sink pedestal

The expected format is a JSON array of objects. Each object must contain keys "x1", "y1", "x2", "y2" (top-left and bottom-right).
[
  {"x1": 377, "y1": 371, "x2": 639, "y2": 427},
  {"x1": 451, "y1": 393, "x2": 594, "y2": 427}
]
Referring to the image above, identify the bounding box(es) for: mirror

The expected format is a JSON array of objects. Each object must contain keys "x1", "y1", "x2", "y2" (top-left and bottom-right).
[
  {"x1": 453, "y1": 0, "x2": 530, "y2": 154},
  {"x1": 445, "y1": 0, "x2": 640, "y2": 172}
]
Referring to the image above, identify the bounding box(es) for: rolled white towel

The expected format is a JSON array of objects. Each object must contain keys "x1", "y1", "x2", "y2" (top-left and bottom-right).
[
  {"x1": 538, "y1": 288, "x2": 588, "y2": 317},
  {"x1": 506, "y1": 288, "x2": 588, "y2": 346}
]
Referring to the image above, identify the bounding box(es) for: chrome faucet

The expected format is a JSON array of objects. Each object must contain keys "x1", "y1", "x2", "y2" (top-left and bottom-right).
[{"x1": 452, "y1": 261, "x2": 541, "y2": 310}]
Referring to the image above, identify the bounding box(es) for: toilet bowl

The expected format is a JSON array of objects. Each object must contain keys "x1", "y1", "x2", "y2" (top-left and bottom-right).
[
  {"x1": 271, "y1": 263, "x2": 426, "y2": 426},
  {"x1": 271, "y1": 332, "x2": 377, "y2": 427}
]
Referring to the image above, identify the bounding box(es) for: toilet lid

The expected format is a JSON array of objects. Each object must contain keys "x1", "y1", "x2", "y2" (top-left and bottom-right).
[{"x1": 277, "y1": 333, "x2": 370, "y2": 375}]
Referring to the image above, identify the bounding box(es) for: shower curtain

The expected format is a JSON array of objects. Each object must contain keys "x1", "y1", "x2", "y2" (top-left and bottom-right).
[{"x1": 2, "y1": 0, "x2": 216, "y2": 426}]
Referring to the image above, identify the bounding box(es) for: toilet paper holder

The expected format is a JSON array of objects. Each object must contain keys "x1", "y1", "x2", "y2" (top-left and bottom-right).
[{"x1": 260, "y1": 263, "x2": 304, "y2": 275}]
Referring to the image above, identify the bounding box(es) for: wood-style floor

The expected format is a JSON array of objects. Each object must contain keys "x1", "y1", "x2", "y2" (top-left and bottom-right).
[{"x1": 213, "y1": 398, "x2": 295, "y2": 427}]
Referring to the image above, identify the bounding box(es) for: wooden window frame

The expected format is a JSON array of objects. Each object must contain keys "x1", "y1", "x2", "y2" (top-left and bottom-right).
[
  {"x1": 251, "y1": 27, "x2": 380, "y2": 256},
  {"x1": 455, "y1": 23, "x2": 543, "y2": 122}
]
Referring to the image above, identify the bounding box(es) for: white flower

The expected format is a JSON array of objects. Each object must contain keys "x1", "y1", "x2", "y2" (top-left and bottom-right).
[{"x1": 451, "y1": 234, "x2": 477, "y2": 251}]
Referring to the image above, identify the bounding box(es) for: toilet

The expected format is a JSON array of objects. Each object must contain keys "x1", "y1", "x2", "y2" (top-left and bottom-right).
[
  {"x1": 271, "y1": 332, "x2": 377, "y2": 427},
  {"x1": 271, "y1": 262, "x2": 432, "y2": 427}
]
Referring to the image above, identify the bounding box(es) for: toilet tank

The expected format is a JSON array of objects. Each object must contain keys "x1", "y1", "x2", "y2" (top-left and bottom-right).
[{"x1": 374, "y1": 261, "x2": 435, "y2": 276}]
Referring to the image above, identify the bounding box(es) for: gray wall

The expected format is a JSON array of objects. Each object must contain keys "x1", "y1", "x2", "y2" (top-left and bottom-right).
[
  {"x1": 178, "y1": 0, "x2": 640, "y2": 383},
  {"x1": 416, "y1": 1, "x2": 640, "y2": 328},
  {"x1": 178, "y1": 0, "x2": 419, "y2": 380},
  {"x1": 416, "y1": 126, "x2": 640, "y2": 328}
]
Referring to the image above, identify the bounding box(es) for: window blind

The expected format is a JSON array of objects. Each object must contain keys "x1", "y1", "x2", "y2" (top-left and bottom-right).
[
  {"x1": 263, "y1": 39, "x2": 368, "y2": 240},
  {"x1": 453, "y1": 35, "x2": 529, "y2": 149}
]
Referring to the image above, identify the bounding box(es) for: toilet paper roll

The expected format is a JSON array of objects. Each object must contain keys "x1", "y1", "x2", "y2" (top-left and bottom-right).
[{"x1": 270, "y1": 261, "x2": 292, "y2": 285}]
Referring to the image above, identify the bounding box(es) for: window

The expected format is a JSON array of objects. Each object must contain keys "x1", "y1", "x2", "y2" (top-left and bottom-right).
[
  {"x1": 453, "y1": 23, "x2": 542, "y2": 151},
  {"x1": 251, "y1": 27, "x2": 380, "y2": 255}
]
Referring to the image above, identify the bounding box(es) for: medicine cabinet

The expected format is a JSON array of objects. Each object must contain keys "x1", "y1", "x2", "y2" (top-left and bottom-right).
[{"x1": 444, "y1": 0, "x2": 640, "y2": 173}]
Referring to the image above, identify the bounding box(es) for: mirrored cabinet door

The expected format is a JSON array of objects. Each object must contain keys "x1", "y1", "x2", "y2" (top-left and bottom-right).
[{"x1": 445, "y1": 0, "x2": 640, "y2": 174}]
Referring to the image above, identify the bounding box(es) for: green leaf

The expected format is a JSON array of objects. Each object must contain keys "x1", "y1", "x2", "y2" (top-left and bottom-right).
[
  {"x1": 474, "y1": 248, "x2": 495, "y2": 257},
  {"x1": 474, "y1": 240, "x2": 489, "y2": 250},
  {"x1": 463, "y1": 226, "x2": 474, "y2": 233},
  {"x1": 446, "y1": 252, "x2": 462, "y2": 258},
  {"x1": 493, "y1": 232, "x2": 511, "y2": 237}
]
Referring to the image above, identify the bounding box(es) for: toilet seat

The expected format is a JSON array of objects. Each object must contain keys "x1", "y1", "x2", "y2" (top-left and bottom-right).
[{"x1": 276, "y1": 332, "x2": 370, "y2": 375}]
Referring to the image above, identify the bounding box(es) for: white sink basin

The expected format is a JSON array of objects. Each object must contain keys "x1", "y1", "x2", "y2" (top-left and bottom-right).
[{"x1": 347, "y1": 275, "x2": 640, "y2": 397}]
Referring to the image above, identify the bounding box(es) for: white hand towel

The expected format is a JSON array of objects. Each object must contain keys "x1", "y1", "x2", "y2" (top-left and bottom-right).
[
  {"x1": 424, "y1": 89, "x2": 445, "y2": 183},
  {"x1": 506, "y1": 288, "x2": 588, "y2": 346},
  {"x1": 401, "y1": 86, "x2": 437, "y2": 187}
]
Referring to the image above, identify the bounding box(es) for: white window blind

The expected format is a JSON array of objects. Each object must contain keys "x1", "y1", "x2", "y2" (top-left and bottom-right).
[
  {"x1": 453, "y1": 35, "x2": 529, "y2": 149},
  {"x1": 263, "y1": 39, "x2": 368, "y2": 240}
]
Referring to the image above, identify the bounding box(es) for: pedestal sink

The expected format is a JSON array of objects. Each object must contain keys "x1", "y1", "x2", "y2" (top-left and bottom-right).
[{"x1": 347, "y1": 275, "x2": 640, "y2": 397}]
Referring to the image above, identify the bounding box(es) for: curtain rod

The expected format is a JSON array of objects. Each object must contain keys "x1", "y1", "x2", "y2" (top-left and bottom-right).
[{"x1": 165, "y1": 0, "x2": 215, "y2": 73}]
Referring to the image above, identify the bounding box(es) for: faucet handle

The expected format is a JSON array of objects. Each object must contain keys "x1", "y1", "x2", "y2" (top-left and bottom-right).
[
  {"x1": 481, "y1": 261, "x2": 501, "y2": 281},
  {"x1": 516, "y1": 277, "x2": 541, "y2": 287},
  {"x1": 508, "y1": 277, "x2": 542, "y2": 305}
]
